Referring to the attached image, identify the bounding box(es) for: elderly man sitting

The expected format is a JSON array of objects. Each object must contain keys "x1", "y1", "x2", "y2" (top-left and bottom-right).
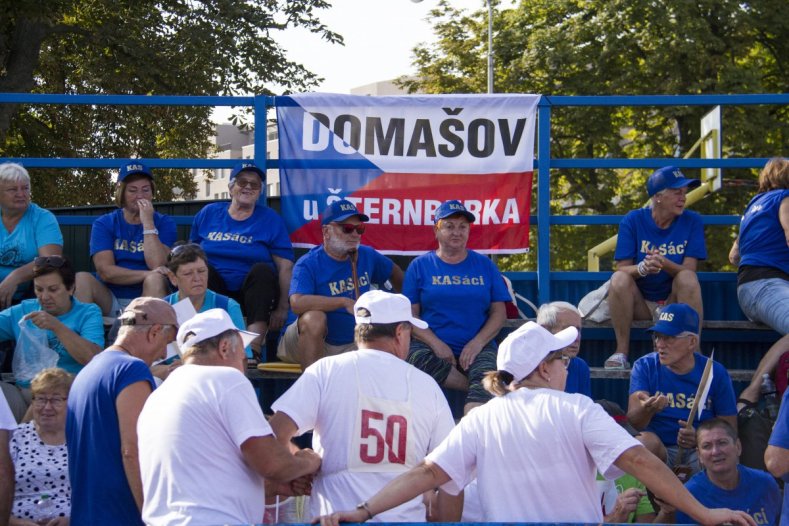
[
  {"x1": 627, "y1": 303, "x2": 737, "y2": 475},
  {"x1": 673, "y1": 418, "x2": 780, "y2": 525}
]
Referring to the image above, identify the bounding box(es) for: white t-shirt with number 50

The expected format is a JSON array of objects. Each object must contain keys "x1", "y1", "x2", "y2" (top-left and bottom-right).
[{"x1": 272, "y1": 349, "x2": 455, "y2": 521}]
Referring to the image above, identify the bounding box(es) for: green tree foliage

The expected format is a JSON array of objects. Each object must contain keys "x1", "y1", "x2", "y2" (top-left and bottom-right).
[
  {"x1": 403, "y1": 0, "x2": 789, "y2": 271},
  {"x1": 0, "y1": 0, "x2": 341, "y2": 206}
]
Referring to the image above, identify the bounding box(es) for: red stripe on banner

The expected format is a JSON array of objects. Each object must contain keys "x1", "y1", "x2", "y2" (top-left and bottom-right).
[{"x1": 290, "y1": 171, "x2": 532, "y2": 254}]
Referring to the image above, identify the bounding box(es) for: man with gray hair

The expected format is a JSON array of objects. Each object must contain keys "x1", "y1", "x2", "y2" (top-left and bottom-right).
[
  {"x1": 270, "y1": 290, "x2": 461, "y2": 522},
  {"x1": 537, "y1": 301, "x2": 591, "y2": 397},
  {"x1": 67, "y1": 297, "x2": 178, "y2": 526},
  {"x1": 137, "y1": 309, "x2": 321, "y2": 526}
]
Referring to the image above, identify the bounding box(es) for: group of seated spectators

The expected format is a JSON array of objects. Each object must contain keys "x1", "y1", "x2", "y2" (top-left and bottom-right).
[{"x1": 0, "y1": 156, "x2": 786, "y2": 525}]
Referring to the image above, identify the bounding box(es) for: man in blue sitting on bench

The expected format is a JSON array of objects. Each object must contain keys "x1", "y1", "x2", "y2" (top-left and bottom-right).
[{"x1": 627, "y1": 303, "x2": 737, "y2": 476}]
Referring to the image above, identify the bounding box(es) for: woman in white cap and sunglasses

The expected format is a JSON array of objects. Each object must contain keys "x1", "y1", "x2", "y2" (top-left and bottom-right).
[{"x1": 317, "y1": 322, "x2": 757, "y2": 526}]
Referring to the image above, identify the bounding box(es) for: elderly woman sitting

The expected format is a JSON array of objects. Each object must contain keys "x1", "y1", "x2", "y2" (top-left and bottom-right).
[
  {"x1": 0, "y1": 162, "x2": 63, "y2": 309},
  {"x1": 163, "y1": 243, "x2": 249, "y2": 358},
  {"x1": 9, "y1": 368, "x2": 73, "y2": 525}
]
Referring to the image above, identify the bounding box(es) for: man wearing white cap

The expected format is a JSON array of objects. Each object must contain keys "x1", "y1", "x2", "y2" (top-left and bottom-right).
[
  {"x1": 269, "y1": 290, "x2": 460, "y2": 522},
  {"x1": 137, "y1": 309, "x2": 321, "y2": 526},
  {"x1": 316, "y1": 321, "x2": 757, "y2": 526}
]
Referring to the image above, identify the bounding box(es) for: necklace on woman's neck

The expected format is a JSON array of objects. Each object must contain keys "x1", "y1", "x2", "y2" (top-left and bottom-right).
[{"x1": 112, "y1": 344, "x2": 132, "y2": 355}]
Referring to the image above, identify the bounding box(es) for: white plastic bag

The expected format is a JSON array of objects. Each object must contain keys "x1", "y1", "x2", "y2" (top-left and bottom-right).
[
  {"x1": 11, "y1": 318, "x2": 59, "y2": 384},
  {"x1": 578, "y1": 280, "x2": 611, "y2": 323}
]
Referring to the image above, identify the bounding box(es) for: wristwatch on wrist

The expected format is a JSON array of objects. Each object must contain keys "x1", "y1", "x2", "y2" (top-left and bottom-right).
[
  {"x1": 356, "y1": 501, "x2": 374, "y2": 520},
  {"x1": 142, "y1": 228, "x2": 159, "y2": 236}
]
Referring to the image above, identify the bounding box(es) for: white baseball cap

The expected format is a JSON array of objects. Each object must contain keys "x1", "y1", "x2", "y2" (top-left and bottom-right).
[
  {"x1": 497, "y1": 321, "x2": 578, "y2": 381},
  {"x1": 354, "y1": 290, "x2": 428, "y2": 329},
  {"x1": 176, "y1": 309, "x2": 259, "y2": 353}
]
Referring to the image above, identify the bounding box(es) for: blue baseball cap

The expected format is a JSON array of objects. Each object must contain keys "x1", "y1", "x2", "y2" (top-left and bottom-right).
[
  {"x1": 321, "y1": 199, "x2": 369, "y2": 225},
  {"x1": 230, "y1": 162, "x2": 265, "y2": 182},
  {"x1": 647, "y1": 166, "x2": 701, "y2": 197},
  {"x1": 647, "y1": 303, "x2": 700, "y2": 336},
  {"x1": 434, "y1": 200, "x2": 476, "y2": 224},
  {"x1": 118, "y1": 161, "x2": 153, "y2": 182}
]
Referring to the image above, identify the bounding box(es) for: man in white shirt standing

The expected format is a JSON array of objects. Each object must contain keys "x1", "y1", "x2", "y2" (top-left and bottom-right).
[
  {"x1": 0, "y1": 391, "x2": 16, "y2": 526},
  {"x1": 270, "y1": 290, "x2": 461, "y2": 522},
  {"x1": 137, "y1": 309, "x2": 321, "y2": 526}
]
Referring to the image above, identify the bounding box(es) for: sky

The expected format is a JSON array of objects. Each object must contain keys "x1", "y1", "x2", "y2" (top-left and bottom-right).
[{"x1": 213, "y1": 0, "x2": 505, "y2": 123}]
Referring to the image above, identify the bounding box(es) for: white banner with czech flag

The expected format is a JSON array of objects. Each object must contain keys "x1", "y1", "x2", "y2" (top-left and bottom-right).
[{"x1": 276, "y1": 93, "x2": 540, "y2": 255}]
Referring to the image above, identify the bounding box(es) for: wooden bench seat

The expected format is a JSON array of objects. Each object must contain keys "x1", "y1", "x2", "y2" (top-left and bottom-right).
[
  {"x1": 503, "y1": 318, "x2": 771, "y2": 331},
  {"x1": 590, "y1": 367, "x2": 753, "y2": 382}
]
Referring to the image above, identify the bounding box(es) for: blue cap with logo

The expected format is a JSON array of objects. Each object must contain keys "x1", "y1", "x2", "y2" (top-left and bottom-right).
[
  {"x1": 434, "y1": 200, "x2": 476, "y2": 224},
  {"x1": 321, "y1": 199, "x2": 370, "y2": 225},
  {"x1": 230, "y1": 162, "x2": 265, "y2": 182},
  {"x1": 647, "y1": 303, "x2": 700, "y2": 336},
  {"x1": 647, "y1": 166, "x2": 701, "y2": 197},
  {"x1": 118, "y1": 161, "x2": 153, "y2": 182}
]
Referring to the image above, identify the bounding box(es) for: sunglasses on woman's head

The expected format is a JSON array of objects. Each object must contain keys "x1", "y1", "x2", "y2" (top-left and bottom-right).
[
  {"x1": 34, "y1": 256, "x2": 65, "y2": 268},
  {"x1": 336, "y1": 223, "x2": 366, "y2": 235},
  {"x1": 168, "y1": 243, "x2": 204, "y2": 261}
]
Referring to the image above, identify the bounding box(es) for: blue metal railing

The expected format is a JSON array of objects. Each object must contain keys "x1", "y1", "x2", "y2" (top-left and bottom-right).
[{"x1": 2, "y1": 92, "x2": 788, "y2": 305}]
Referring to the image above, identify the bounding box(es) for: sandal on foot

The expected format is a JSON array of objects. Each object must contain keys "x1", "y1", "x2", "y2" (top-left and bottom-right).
[{"x1": 604, "y1": 352, "x2": 631, "y2": 370}]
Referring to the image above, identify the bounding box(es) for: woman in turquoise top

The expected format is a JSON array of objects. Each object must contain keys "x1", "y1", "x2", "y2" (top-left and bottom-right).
[
  {"x1": 0, "y1": 162, "x2": 64, "y2": 308},
  {"x1": 163, "y1": 243, "x2": 250, "y2": 358},
  {"x1": 0, "y1": 256, "x2": 103, "y2": 388}
]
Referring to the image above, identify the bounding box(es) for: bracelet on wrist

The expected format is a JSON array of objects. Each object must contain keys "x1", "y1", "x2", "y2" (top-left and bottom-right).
[
  {"x1": 356, "y1": 501, "x2": 374, "y2": 520},
  {"x1": 637, "y1": 261, "x2": 648, "y2": 277}
]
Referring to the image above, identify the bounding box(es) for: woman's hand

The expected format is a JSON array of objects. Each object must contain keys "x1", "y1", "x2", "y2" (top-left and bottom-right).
[
  {"x1": 431, "y1": 341, "x2": 456, "y2": 367},
  {"x1": 24, "y1": 311, "x2": 60, "y2": 331},
  {"x1": 0, "y1": 274, "x2": 20, "y2": 309},
  {"x1": 459, "y1": 340, "x2": 483, "y2": 370},
  {"x1": 137, "y1": 198, "x2": 155, "y2": 228}
]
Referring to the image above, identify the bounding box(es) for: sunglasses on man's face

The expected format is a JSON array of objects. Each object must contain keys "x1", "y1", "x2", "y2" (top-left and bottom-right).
[
  {"x1": 335, "y1": 223, "x2": 366, "y2": 235},
  {"x1": 34, "y1": 256, "x2": 66, "y2": 268}
]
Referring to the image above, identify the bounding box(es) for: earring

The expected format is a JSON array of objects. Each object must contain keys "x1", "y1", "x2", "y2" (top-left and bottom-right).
[
  {"x1": 546, "y1": 376, "x2": 551, "y2": 383},
  {"x1": 656, "y1": 200, "x2": 661, "y2": 203}
]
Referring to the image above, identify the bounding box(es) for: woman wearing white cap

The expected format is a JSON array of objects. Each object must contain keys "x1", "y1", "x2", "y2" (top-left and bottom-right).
[{"x1": 317, "y1": 321, "x2": 757, "y2": 526}]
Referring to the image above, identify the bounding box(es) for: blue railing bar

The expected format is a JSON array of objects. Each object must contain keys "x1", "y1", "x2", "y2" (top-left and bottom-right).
[
  {"x1": 544, "y1": 93, "x2": 789, "y2": 107},
  {"x1": 537, "y1": 100, "x2": 552, "y2": 305},
  {"x1": 0, "y1": 158, "x2": 241, "y2": 169},
  {"x1": 56, "y1": 215, "x2": 194, "y2": 226},
  {"x1": 551, "y1": 158, "x2": 769, "y2": 169},
  {"x1": 503, "y1": 271, "x2": 737, "y2": 281},
  {"x1": 0, "y1": 93, "x2": 255, "y2": 106},
  {"x1": 551, "y1": 215, "x2": 739, "y2": 226},
  {"x1": 5, "y1": 156, "x2": 770, "y2": 171}
]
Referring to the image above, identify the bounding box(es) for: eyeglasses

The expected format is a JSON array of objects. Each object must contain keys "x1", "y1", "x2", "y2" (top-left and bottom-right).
[
  {"x1": 168, "y1": 243, "x2": 203, "y2": 261},
  {"x1": 34, "y1": 256, "x2": 66, "y2": 268},
  {"x1": 559, "y1": 354, "x2": 571, "y2": 369},
  {"x1": 32, "y1": 396, "x2": 67, "y2": 408},
  {"x1": 234, "y1": 179, "x2": 262, "y2": 191},
  {"x1": 652, "y1": 333, "x2": 692, "y2": 345},
  {"x1": 335, "y1": 223, "x2": 366, "y2": 235}
]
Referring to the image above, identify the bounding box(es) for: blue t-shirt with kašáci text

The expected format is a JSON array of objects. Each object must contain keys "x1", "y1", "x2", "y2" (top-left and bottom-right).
[
  {"x1": 289, "y1": 245, "x2": 393, "y2": 346},
  {"x1": 89, "y1": 209, "x2": 177, "y2": 299},
  {"x1": 0, "y1": 297, "x2": 103, "y2": 385},
  {"x1": 67, "y1": 350, "x2": 156, "y2": 526},
  {"x1": 768, "y1": 389, "x2": 789, "y2": 526},
  {"x1": 614, "y1": 208, "x2": 707, "y2": 301},
  {"x1": 675, "y1": 464, "x2": 781, "y2": 525},
  {"x1": 190, "y1": 202, "x2": 294, "y2": 292},
  {"x1": 629, "y1": 352, "x2": 736, "y2": 446},
  {"x1": 0, "y1": 203, "x2": 63, "y2": 298},
  {"x1": 403, "y1": 250, "x2": 510, "y2": 355},
  {"x1": 738, "y1": 189, "x2": 789, "y2": 275}
]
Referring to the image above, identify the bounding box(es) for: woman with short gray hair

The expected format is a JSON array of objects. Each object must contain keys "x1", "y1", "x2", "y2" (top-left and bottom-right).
[{"x1": 0, "y1": 163, "x2": 63, "y2": 309}]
